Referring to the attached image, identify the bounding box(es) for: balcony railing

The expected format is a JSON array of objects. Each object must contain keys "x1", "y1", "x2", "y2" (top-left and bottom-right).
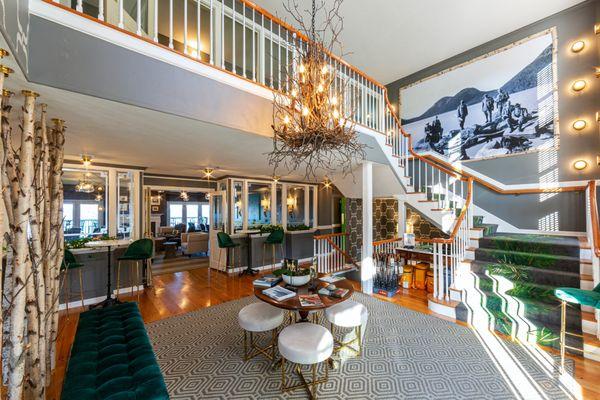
[{"x1": 48, "y1": 0, "x2": 387, "y2": 131}]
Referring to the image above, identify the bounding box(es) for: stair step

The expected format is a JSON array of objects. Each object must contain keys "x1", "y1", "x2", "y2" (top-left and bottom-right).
[
  {"x1": 474, "y1": 247, "x2": 580, "y2": 273},
  {"x1": 582, "y1": 311, "x2": 597, "y2": 322},
  {"x1": 418, "y1": 200, "x2": 437, "y2": 203},
  {"x1": 581, "y1": 274, "x2": 593, "y2": 282},
  {"x1": 469, "y1": 260, "x2": 580, "y2": 287},
  {"x1": 431, "y1": 208, "x2": 453, "y2": 212},
  {"x1": 584, "y1": 333, "x2": 600, "y2": 348},
  {"x1": 477, "y1": 233, "x2": 580, "y2": 258}
]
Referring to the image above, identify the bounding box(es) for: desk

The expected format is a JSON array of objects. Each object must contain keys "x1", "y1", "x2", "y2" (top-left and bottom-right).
[{"x1": 254, "y1": 278, "x2": 353, "y2": 322}]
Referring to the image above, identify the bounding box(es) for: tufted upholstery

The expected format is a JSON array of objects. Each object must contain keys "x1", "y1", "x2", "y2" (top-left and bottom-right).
[
  {"x1": 238, "y1": 302, "x2": 285, "y2": 332},
  {"x1": 325, "y1": 300, "x2": 369, "y2": 328},
  {"x1": 278, "y1": 323, "x2": 333, "y2": 365},
  {"x1": 61, "y1": 302, "x2": 169, "y2": 400}
]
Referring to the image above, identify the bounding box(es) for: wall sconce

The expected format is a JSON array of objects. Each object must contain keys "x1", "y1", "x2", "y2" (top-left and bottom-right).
[
  {"x1": 595, "y1": 24, "x2": 600, "y2": 35},
  {"x1": 572, "y1": 119, "x2": 587, "y2": 131},
  {"x1": 286, "y1": 196, "x2": 296, "y2": 213},
  {"x1": 595, "y1": 67, "x2": 600, "y2": 78},
  {"x1": 571, "y1": 80, "x2": 587, "y2": 92},
  {"x1": 573, "y1": 159, "x2": 588, "y2": 170},
  {"x1": 570, "y1": 40, "x2": 585, "y2": 53},
  {"x1": 81, "y1": 155, "x2": 92, "y2": 168},
  {"x1": 261, "y1": 196, "x2": 270, "y2": 217}
]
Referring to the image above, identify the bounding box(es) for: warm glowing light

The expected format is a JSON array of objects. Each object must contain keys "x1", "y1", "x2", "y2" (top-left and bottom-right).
[
  {"x1": 291, "y1": 89, "x2": 297, "y2": 97},
  {"x1": 180, "y1": 191, "x2": 190, "y2": 201},
  {"x1": 595, "y1": 67, "x2": 600, "y2": 78},
  {"x1": 322, "y1": 178, "x2": 332, "y2": 189},
  {"x1": 571, "y1": 80, "x2": 586, "y2": 92},
  {"x1": 283, "y1": 115, "x2": 290, "y2": 124},
  {"x1": 272, "y1": 175, "x2": 280, "y2": 182},
  {"x1": 572, "y1": 120, "x2": 586, "y2": 131},
  {"x1": 330, "y1": 96, "x2": 338, "y2": 105},
  {"x1": 573, "y1": 160, "x2": 588, "y2": 170},
  {"x1": 82, "y1": 155, "x2": 92, "y2": 168},
  {"x1": 317, "y1": 84, "x2": 324, "y2": 92},
  {"x1": 332, "y1": 109, "x2": 340, "y2": 119},
  {"x1": 570, "y1": 40, "x2": 585, "y2": 53},
  {"x1": 302, "y1": 106, "x2": 309, "y2": 116},
  {"x1": 203, "y1": 168, "x2": 214, "y2": 179},
  {"x1": 298, "y1": 64, "x2": 306, "y2": 73},
  {"x1": 321, "y1": 65, "x2": 328, "y2": 75},
  {"x1": 595, "y1": 24, "x2": 600, "y2": 35}
]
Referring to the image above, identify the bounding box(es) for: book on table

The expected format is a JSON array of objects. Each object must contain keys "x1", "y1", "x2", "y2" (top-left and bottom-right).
[
  {"x1": 262, "y1": 286, "x2": 296, "y2": 301},
  {"x1": 253, "y1": 274, "x2": 282, "y2": 287},
  {"x1": 319, "y1": 275, "x2": 345, "y2": 284},
  {"x1": 298, "y1": 294, "x2": 324, "y2": 307},
  {"x1": 317, "y1": 287, "x2": 349, "y2": 298}
]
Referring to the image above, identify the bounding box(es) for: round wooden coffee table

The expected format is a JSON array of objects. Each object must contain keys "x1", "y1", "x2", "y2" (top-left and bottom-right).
[{"x1": 254, "y1": 278, "x2": 354, "y2": 322}]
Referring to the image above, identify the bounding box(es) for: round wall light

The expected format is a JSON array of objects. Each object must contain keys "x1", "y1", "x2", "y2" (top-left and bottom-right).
[
  {"x1": 571, "y1": 80, "x2": 587, "y2": 92},
  {"x1": 573, "y1": 160, "x2": 588, "y2": 170},
  {"x1": 570, "y1": 40, "x2": 585, "y2": 53},
  {"x1": 572, "y1": 120, "x2": 587, "y2": 131}
]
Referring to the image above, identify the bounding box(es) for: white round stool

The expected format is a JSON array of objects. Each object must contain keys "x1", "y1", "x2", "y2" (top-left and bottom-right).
[
  {"x1": 238, "y1": 302, "x2": 285, "y2": 361},
  {"x1": 278, "y1": 323, "x2": 333, "y2": 398},
  {"x1": 325, "y1": 300, "x2": 368, "y2": 356}
]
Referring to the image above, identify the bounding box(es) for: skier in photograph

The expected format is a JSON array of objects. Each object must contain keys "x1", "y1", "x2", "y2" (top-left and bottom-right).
[
  {"x1": 495, "y1": 89, "x2": 509, "y2": 117},
  {"x1": 457, "y1": 100, "x2": 468, "y2": 129},
  {"x1": 481, "y1": 94, "x2": 494, "y2": 123}
]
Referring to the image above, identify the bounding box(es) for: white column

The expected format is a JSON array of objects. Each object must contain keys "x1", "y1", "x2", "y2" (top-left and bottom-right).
[
  {"x1": 108, "y1": 169, "x2": 118, "y2": 237},
  {"x1": 313, "y1": 186, "x2": 318, "y2": 228},
  {"x1": 361, "y1": 161, "x2": 374, "y2": 294},
  {"x1": 395, "y1": 195, "x2": 406, "y2": 238},
  {"x1": 132, "y1": 171, "x2": 142, "y2": 239},
  {"x1": 242, "y1": 180, "x2": 248, "y2": 232},
  {"x1": 270, "y1": 181, "x2": 277, "y2": 226},
  {"x1": 281, "y1": 183, "x2": 288, "y2": 230}
]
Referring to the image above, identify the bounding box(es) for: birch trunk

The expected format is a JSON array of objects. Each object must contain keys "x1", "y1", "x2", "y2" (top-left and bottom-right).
[{"x1": 7, "y1": 90, "x2": 38, "y2": 400}]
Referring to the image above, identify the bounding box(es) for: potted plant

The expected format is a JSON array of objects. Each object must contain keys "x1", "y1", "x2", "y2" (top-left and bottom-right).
[{"x1": 273, "y1": 259, "x2": 312, "y2": 286}]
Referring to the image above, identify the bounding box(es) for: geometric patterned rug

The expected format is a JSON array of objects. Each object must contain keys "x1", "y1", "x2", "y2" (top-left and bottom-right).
[{"x1": 146, "y1": 293, "x2": 576, "y2": 399}]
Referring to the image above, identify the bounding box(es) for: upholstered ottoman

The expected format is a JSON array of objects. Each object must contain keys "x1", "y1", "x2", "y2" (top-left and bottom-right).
[{"x1": 61, "y1": 302, "x2": 168, "y2": 400}]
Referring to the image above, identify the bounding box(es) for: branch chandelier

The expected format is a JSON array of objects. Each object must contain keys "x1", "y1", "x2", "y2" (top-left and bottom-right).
[{"x1": 268, "y1": 0, "x2": 365, "y2": 180}]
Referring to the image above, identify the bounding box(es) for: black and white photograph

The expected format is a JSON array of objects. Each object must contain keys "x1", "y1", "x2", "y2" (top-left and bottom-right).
[{"x1": 400, "y1": 30, "x2": 558, "y2": 161}]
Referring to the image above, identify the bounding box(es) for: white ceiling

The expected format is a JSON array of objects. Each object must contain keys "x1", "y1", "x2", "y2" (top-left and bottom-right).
[{"x1": 253, "y1": 0, "x2": 585, "y2": 84}]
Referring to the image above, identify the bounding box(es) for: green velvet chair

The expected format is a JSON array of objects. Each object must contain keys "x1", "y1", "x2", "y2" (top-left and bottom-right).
[
  {"x1": 117, "y1": 238, "x2": 154, "y2": 302},
  {"x1": 61, "y1": 249, "x2": 86, "y2": 314},
  {"x1": 262, "y1": 228, "x2": 285, "y2": 271},
  {"x1": 216, "y1": 231, "x2": 246, "y2": 274},
  {"x1": 554, "y1": 283, "x2": 600, "y2": 372}
]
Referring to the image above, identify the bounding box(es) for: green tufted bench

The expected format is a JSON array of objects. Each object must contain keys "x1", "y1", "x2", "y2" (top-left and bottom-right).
[{"x1": 61, "y1": 302, "x2": 169, "y2": 399}]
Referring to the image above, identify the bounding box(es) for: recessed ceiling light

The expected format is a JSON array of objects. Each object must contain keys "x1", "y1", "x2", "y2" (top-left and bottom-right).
[
  {"x1": 572, "y1": 120, "x2": 586, "y2": 131},
  {"x1": 570, "y1": 40, "x2": 585, "y2": 53},
  {"x1": 573, "y1": 160, "x2": 588, "y2": 170}
]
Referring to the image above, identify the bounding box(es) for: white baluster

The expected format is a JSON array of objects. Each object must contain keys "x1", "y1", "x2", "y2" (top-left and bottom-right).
[
  {"x1": 98, "y1": 0, "x2": 104, "y2": 21},
  {"x1": 232, "y1": 0, "x2": 236, "y2": 72},
  {"x1": 242, "y1": 4, "x2": 246, "y2": 76},
  {"x1": 210, "y1": 0, "x2": 214, "y2": 64},
  {"x1": 220, "y1": 0, "x2": 225, "y2": 68},
  {"x1": 251, "y1": 9, "x2": 255, "y2": 80},
  {"x1": 76, "y1": 0, "x2": 83, "y2": 13},
  {"x1": 433, "y1": 242, "x2": 438, "y2": 298},
  {"x1": 153, "y1": 0, "x2": 158, "y2": 42},
  {"x1": 169, "y1": 0, "x2": 174, "y2": 48},
  {"x1": 183, "y1": 0, "x2": 188, "y2": 52},
  {"x1": 269, "y1": 19, "x2": 273, "y2": 87},
  {"x1": 197, "y1": 0, "x2": 202, "y2": 59},
  {"x1": 277, "y1": 24, "x2": 281, "y2": 89},
  {"x1": 137, "y1": 0, "x2": 142, "y2": 35},
  {"x1": 119, "y1": 0, "x2": 124, "y2": 28}
]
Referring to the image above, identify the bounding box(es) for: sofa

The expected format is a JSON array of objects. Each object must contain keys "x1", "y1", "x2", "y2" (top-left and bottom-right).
[{"x1": 181, "y1": 232, "x2": 209, "y2": 256}]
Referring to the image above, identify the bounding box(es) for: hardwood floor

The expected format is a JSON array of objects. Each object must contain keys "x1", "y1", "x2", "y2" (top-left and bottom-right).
[{"x1": 46, "y1": 263, "x2": 600, "y2": 399}]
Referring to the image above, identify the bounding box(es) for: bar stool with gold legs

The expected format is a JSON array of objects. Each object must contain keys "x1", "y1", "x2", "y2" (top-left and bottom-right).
[
  {"x1": 554, "y1": 284, "x2": 600, "y2": 373},
  {"x1": 325, "y1": 300, "x2": 368, "y2": 357},
  {"x1": 278, "y1": 322, "x2": 333, "y2": 399},
  {"x1": 238, "y1": 302, "x2": 285, "y2": 361},
  {"x1": 60, "y1": 249, "x2": 86, "y2": 315},
  {"x1": 116, "y1": 238, "x2": 153, "y2": 302},
  {"x1": 262, "y1": 229, "x2": 285, "y2": 270}
]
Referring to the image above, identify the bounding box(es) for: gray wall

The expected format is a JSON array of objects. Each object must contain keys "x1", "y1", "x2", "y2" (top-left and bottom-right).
[
  {"x1": 387, "y1": 0, "x2": 600, "y2": 232},
  {"x1": 0, "y1": 0, "x2": 29, "y2": 72},
  {"x1": 27, "y1": 15, "x2": 273, "y2": 137}
]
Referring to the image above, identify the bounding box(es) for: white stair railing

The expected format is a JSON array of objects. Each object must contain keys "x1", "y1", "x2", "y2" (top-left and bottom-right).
[
  {"x1": 373, "y1": 237, "x2": 402, "y2": 257},
  {"x1": 585, "y1": 180, "x2": 599, "y2": 338},
  {"x1": 313, "y1": 232, "x2": 356, "y2": 275}
]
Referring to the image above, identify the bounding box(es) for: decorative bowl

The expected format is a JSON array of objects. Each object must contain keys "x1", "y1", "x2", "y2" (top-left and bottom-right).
[{"x1": 282, "y1": 274, "x2": 311, "y2": 287}]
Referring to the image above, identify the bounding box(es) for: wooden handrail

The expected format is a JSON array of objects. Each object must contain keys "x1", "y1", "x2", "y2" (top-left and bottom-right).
[
  {"x1": 590, "y1": 181, "x2": 600, "y2": 258},
  {"x1": 373, "y1": 237, "x2": 402, "y2": 246},
  {"x1": 416, "y1": 177, "x2": 474, "y2": 244},
  {"x1": 313, "y1": 232, "x2": 347, "y2": 240},
  {"x1": 324, "y1": 236, "x2": 358, "y2": 267}
]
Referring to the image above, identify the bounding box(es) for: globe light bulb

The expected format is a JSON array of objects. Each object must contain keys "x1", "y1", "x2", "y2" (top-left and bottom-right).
[
  {"x1": 321, "y1": 65, "x2": 328, "y2": 75},
  {"x1": 330, "y1": 96, "x2": 338, "y2": 105},
  {"x1": 302, "y1": 106, "x2": 309, "y2": 116},
  {"x1": 283, "y1": 115, "x2": 290, "y2": 124},
  {"x1": 332, "y1": 109, "x2": 340, "y2": 119},
  {"x1": 298, "y1": 64, "x2": 306, "y2": 73}
]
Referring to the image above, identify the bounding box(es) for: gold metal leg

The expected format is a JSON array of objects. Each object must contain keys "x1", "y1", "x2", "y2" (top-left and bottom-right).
[
  {"x1": 242, "y1": 329, "x2": 278, "y2": 361},
  {"x1": 330, "y1": 323, "x2": 363, "y2": 357},
  {"x1": 281, "y1": 358, "x2": 330, "y2": 399},
  {"x1": 116, "y1": 261, "x2": 121, "y2": 300},
  {"x1": 560, "y1": 300, "x2": 566, "y2": 374},
  {"x1": 65, "y1": 270, "x2": 70, "y2": 316},
  {"x1": 78, "y1": 269, "x2": 84, "y2": 309},
  {"x1": 135, "y1": 261, "x2": 140, "y2": 303}
]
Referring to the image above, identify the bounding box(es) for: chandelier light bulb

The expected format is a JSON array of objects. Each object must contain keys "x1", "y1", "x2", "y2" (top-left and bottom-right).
[
  {"x1": 332, "y1": 109, "x2": 340, "y2": 119},
  {"x1": 317, "y1": 84, "x2": 324, "y2": 92},
  {"x1": 302, "y1": 106, "x2": 309, "y2": 116},
  {"x1": 330, "y1": 96, "x2": 337, "y2": 105},
  {"x1": 321, "y1": 65, "x2": 328, "y2": 75},
  {"x1": 571, "y1": 79, "x2": 586, "y2": 92},
  {"x1": 81, "y1": 155, "x2": 92, "y2": 168},
  {"x1": 572, "y1": 119, "x2": 586, "y2": 131},
  {"x1": 291, "y1": 89, "x2": 297, "y2": 97},
  {"x1": 298, "y1": 64, "x2": 306, "y2": 73}
]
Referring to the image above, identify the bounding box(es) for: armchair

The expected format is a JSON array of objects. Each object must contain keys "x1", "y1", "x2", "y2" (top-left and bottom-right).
[{"x1": 181, "y1": 232, "x2": 209, "y2": 257}]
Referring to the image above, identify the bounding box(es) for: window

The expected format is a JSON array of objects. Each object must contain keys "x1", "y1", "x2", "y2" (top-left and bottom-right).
[
  {"x1": 233, "y1": 181, "x2": 243, "y2": 232},
  {"x1": 186, "y1": 204, "x2": 199, "y2": 226},
  {"x1": 247, "y1": 182, "x2": 271, "y2": 229},
  {"x1": 80, "y1": 204, "x2": 100, "y2": 235},
  {"x1": 63, "y1": 203, "x2": 74, "y2": 232},
  {"x1": 287, "y1": 186, "x2": 305, "y2": 228},
  {"x1": 169, "y1": 204, "x2": 183, "y2": 226}
]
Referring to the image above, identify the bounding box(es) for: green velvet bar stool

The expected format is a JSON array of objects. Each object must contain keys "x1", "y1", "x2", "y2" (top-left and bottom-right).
[
  {"x1": 217, "y1": 232, "x2": 244, "y2": 273},
  {"x1": 262, "y1": 229, "x2": 285, "y2": 271},
  {"x1": 116, "y1": 238, "x2": 153, "y2": 302},
  {"x1": 554, "y1": 283, "x2": 600, "y2": 373},
  {"x1": 61, "y1": 249, "x2": 85, "y2": 314}
]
